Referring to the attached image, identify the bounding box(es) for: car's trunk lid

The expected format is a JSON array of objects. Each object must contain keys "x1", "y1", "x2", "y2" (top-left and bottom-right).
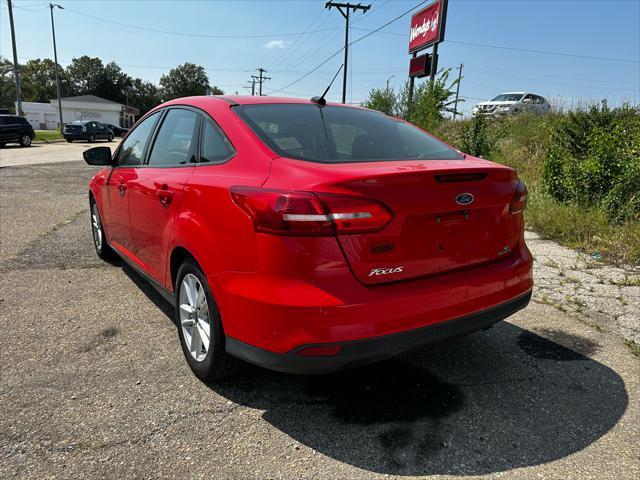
[{"x1": 266, "y1": 157, "x2": 521, "y2": 285}]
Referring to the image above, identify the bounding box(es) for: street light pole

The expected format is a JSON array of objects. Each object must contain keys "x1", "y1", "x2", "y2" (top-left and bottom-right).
[
  {"x1": 49, "y1": 3, "x2": 64, "y2": 133},
  {"x1": 7, "y1": 0, "x2": 23, "y2": 116},
  {"x1": 325, "y1": 2, "x2": 370, "y2": 104}
]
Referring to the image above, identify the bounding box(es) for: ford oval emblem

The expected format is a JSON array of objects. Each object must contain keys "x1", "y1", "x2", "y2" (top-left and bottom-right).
[{"x1": 456, "y1": 193, "x2": 474, "y2": 205}]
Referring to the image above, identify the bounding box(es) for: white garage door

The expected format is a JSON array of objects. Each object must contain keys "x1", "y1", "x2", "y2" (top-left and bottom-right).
[{"x1": 45, "y1": 113, "x2": 58, "y2": 130}]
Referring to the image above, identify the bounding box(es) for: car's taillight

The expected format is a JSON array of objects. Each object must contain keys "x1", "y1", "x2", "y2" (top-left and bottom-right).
[
  {"x1": 510, "y1": 180, "x2": 528, "y2": 214},
  {"x1": 230, "y1": 187, "x2": 392, "y2": 236}
]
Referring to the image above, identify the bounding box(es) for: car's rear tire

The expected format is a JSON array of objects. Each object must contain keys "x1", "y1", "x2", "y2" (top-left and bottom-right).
[
  {"x1": 175, "y1": 259, "x2": 240, "y2": 381},
  {"x1": 90, "y1": 199, "x2": 115, "y2": 260},
  {"x1": 19, "y1": 134, "x2": 32, "y2": 147},
  {"x1": 88, "y1": 134, "x2": 95, "y2": 143},
  {"x1": 107, "y1": 133, "x2": 113, "y2": 142},
  {"x1": 66, "y1": 138, "x2": 73, "y2": 143},
  {"x1": 0, "y1": 143, "x2": 6, "y2": 148}
]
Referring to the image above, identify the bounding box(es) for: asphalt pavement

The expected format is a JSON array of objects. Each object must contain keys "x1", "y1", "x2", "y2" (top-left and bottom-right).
[{"x1": 0, "y1": 153, "x2": 638, "y2": 479}]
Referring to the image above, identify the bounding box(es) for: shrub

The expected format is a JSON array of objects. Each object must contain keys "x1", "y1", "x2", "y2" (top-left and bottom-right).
[
  {"x1": 459, "y1": 112, "x2": 497, "y2": 158},
  {"x1": 542, "y1": 102, "x2": 640, "y2": 223}
]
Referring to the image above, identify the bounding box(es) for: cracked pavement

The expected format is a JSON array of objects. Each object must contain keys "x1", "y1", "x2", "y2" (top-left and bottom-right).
[
  {"x1": 0, "y1": 156, "x2": 638, "y2": 479},
  {"x1": 528, "y1": 231, "x2": 640, "y2": 345}
]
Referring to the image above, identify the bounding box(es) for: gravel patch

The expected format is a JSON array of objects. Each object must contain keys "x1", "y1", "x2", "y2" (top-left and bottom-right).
[{"x1": 526, "y1": 230, "x2": 640, "y2": 344}]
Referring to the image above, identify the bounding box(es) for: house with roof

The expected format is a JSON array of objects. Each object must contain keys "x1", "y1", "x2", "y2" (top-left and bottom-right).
[{"x1": 19, "y1": 95, "x2": 139, "y2": 130}]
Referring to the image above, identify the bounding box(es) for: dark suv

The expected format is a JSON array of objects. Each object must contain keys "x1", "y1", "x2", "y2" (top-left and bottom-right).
[
  {"x1": 64, "y1": 120, "x2": 114, "y2": 143},
  {"x1": 0, "y1": 114, "x2": 36, "y2": 147}
]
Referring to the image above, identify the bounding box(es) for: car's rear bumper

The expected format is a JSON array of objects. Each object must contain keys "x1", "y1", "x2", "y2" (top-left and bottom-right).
[
  {"x1": 218, "y1": 239, "x2": 533, "y2": 373},
  {"x1": 226, "y1": 289, "x2": 531, "y2": 374}
]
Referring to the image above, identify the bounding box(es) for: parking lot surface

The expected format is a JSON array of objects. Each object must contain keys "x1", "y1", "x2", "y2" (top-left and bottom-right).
[
  {"x1": 1, "y1": 159, "x2": 639, "y2": 479},
  {"x1": 0, "y1": 140, "x2": 118, "y2": 168}
]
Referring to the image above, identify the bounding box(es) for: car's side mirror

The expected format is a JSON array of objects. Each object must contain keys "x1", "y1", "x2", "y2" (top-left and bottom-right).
[{"x1": 84, "y1": 146, "x2": 113, "y2": 166}]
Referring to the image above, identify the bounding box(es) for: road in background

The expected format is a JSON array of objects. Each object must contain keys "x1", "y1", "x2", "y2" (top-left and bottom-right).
[
  {"x1": 0, "y1": 161, "x2": 638, "y2": 479},
  {"x1": 0, "y1": 140, "x2": 119, "y2": 168}
]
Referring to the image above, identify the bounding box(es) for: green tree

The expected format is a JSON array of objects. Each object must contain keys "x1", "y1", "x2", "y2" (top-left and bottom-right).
[
  {"x1": 408, "y1": 68, "x2": 461, "y2": 131},
  {"x1": 65, "y1": 56, "x2": 105, "y2": 95},
  {"x1": 159, "y1": 62, "x2": 210, "y2": 100},
  {"x1": 21, "y1": 58, "x2": 66, "y2": 103},
  {"x1": 126, "y1": 78, "x2": 161, "y2": 115},
  {"x1": 65, "y1": 56, "x2": 132, "y2": 103},
  {"x1": 209, "y1": 85, "x2": 224, "y2": 95},
  {"x1": 362, "y1": 69, "x2": 461, "y2": 132},
  {"x1": 362, "y1": 86, "x2": 397, "y2": 116},
  {"x1": 0, "y1": 57, "x2": 15, "y2": 110}
]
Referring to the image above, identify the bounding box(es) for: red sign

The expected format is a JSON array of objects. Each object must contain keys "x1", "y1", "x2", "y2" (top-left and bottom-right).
[
  {"x1": 409, "y1": 53, "x2": 431, "y2": 78},
  {"x1": 409, "y1": 1, "x2": 444, "y2": 53}
]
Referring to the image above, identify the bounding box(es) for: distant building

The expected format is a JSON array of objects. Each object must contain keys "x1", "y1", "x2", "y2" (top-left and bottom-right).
[{"x1": 20, "y1": 95, "x2": 140, "y2": 130}]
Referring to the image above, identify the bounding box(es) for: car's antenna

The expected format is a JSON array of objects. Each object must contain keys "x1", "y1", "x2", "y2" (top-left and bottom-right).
[{"x1": 311, "y1": 64, "x2": 344, "y2": 106}]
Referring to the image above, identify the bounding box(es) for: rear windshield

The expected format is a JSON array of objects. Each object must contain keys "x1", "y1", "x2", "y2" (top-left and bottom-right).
[{"x1": 234, "y1": 104, "x2": 463, "y2": 163}]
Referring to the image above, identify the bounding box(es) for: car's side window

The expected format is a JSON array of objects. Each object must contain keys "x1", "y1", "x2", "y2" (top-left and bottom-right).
[
  {"x1": 200, "y1": 118, "x2": 235, "y2": 164},
  {"x1": 147, "y1": 109, "x2": 198, "y2": 167},
  {"x1": 116, "y1": 111, "x2": 161, "y2": 166}
]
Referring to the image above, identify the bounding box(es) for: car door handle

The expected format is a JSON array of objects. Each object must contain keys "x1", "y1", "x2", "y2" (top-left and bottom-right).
[
  {"x1": 117, "y1": 183, "x2": 127, "y2": 196},
  {"x1": 155, "y1": 184, "x2": 173, "y2": 205}
]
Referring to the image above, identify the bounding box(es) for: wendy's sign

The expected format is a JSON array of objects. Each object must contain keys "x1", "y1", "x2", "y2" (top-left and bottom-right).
[{"x1": 409, "y1": 0, "x2": 447, "y2": 53}]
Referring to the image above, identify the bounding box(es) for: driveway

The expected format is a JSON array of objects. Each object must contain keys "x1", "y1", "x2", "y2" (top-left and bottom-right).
[
  {"x1": 0, "y1": 139, "x2": 118, "y2": 168},
  {"x1": 0, "y1": 161, "x2": 638, "y2": 479}
]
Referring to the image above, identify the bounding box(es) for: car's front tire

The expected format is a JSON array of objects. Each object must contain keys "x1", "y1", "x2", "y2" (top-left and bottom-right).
[
  {"x1": 107, "y1": 133, "x2": 113, "y2": 142},
  {"x1": 19, "y1": 134, "x2": 32, "y2": 147},
  {"x1": 90, "y1": 199, "x2": 115, "y2": 260},
  {"x1": 88, "y1": 134, "x2": 95, "y2": 143},
  {"x1": 66, "y1": 138, "x2": 73, "y2": 143},
  {"x1": 175, "y1": 259, "x2": 240, "y2": 381}
]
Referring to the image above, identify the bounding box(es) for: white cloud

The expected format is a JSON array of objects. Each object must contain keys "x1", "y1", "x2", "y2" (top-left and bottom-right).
[{"x1": 263, "y1": 40, "x2": 287, "y2": 50}]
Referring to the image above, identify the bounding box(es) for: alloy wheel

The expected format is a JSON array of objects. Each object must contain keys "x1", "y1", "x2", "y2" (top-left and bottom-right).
[
  {"x1": 91, "y1": 203, "x2": 103, "y2": 251},
  {"x1": 21, "y1": 135, "x2": 31, "y2": 146},
  {"x1": 179, "y1": 273, "x2": 211, "y2": 362}
]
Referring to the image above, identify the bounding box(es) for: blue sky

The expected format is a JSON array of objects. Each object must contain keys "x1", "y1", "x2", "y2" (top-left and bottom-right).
[{"x1": 1, "y1": 0, "x2": 639, "y2": 114}]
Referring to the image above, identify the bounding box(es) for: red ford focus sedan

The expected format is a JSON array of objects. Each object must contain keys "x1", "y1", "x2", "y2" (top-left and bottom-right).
[{"x1": 84, "y1": 95, "x2": 533, "y2": 380}]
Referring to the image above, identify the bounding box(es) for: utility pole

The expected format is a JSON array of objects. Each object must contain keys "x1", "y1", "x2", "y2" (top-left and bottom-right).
[
  {"x1": 251, "y1": 68, "x2": 270, "y2": 96},
  {"x1": 453, "y1": 63, "x2": 463, "y2": 120},
  {"x1": 49, "y1": 3, "x2": 64, "y2": 132},
  {"x1": 7, "y1": 0, "x2": 23, "y2": 116},
  {"x1": 325, "y1": 1, "x2": 370, "y2": 104}
]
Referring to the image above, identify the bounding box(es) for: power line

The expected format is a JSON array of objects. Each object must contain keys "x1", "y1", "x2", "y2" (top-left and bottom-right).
[
  {"x1": 271, "y1": 9, "x2": 328, "y2": 67},
  {"x1": 269, "y1": 0, "x2": 430, "y2": 94},
  {"x1": 350, "y1": 27, "x2": 640, "y2": 64},
  {"x1": 61, "y1": 6, "x2": 345, "y2": 39}
]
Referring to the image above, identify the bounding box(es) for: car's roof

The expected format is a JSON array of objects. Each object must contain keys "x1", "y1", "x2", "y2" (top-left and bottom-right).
[
  {"x1": 501, "y1": 92, "x2": 526, "y2": 95},
  {"x1": 162, "y1": 95, "x2": 350, "y2": 108}
]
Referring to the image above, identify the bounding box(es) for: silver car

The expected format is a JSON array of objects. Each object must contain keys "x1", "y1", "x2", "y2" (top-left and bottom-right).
[{"x1": 472, "y1": 92, "x2": 551, "y2": 116}]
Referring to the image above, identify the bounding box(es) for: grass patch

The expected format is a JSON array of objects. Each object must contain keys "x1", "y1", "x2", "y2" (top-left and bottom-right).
[
  {"x1": 34, "y1": 130, "x2": 63, "y2": 142},
  {"x1": 525, "y1": 190, "x2": 640, "y2": 264},
  {"x1": 625, "y1": 340, "x2": 640, "y2": 357}
]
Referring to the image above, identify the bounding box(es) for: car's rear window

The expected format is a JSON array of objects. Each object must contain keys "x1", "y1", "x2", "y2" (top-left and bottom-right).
[{"x1": 234, "y1": 104, "x2": 463, "y2": 163}]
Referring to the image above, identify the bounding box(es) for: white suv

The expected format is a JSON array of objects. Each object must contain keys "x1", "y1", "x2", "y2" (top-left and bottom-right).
[{"x1": 472, "y1": 92, "x2": 550, "y2": 116}]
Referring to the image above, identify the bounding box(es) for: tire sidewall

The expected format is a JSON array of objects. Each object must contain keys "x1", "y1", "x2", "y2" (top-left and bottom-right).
[
  {"x1": 175, "y1": 260, "x2": 223, "y2": 379},
  {"x1": 90, "y1": 198, "x2": 112, "y2": 259},
  {"x1": 20, "y1": 135, "x2": 31, "y2": 147}
]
